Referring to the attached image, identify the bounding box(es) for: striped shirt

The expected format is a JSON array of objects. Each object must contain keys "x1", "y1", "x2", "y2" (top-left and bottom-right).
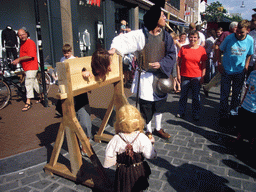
[{"x1": 242, "y1": 70, "x2": 256, "y2": 113}]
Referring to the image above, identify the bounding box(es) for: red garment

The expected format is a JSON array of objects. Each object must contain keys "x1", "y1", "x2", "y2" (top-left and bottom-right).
[
  {"x1": 178, "y1": 45, "x2": 207, "y2": 78},
  {"x1": 19, "y1": 39, "x2": 38, "y2": 71}
]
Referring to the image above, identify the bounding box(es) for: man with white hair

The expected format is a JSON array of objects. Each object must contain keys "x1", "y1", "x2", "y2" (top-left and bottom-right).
[{"x1": 216, "y1": 22, "x2": 238, "y2": 47}]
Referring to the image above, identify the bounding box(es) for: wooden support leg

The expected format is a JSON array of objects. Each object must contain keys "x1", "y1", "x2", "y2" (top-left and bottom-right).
[
  {"x1": 65, "y1": 126, "x2": 83, "y2": 177},
  {"x1": 73, "y1": 119, "x2": 112, "y2": 187},
  {"x1": 72, "y1": 117, "x2": 94, "y2": 157},
  {"x1": 94, "y1": 96, "x2": 114, "y2": 143},
  {"x1": 48, "y1": 123, "x2": 65, "y2": 167}
]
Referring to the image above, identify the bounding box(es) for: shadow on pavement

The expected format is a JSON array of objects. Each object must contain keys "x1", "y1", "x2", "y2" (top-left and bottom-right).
[
  {"x1": 36, "y1": 122, "x2": 60, "y2": 147},
  {"x1": 222, "y1": 159, "x2": 256, "y2": 179},
  {"x1": 149, "y1": 156, "x2": 234, "y2": 191}
]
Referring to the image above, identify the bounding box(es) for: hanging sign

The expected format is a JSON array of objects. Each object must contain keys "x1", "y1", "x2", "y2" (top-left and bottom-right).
[
  {"x1": 184, "y1": 11, "x2": 191, "y2": 16},
  {"x1": 88, "y1": 0, "x2": 101, "y2": 7},
  {"x1": 79, "y1": 0, "x2": 101, "y2": 7}
]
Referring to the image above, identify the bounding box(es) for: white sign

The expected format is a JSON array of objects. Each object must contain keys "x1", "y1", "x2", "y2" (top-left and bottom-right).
[{"x1": 184, "y1": 11, "x2": 191, "y2": 16}]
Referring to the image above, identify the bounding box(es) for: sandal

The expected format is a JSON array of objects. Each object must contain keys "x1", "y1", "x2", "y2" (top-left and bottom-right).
[{"x1": 22, "y1": 103, "x2": 32, "y2": 112}]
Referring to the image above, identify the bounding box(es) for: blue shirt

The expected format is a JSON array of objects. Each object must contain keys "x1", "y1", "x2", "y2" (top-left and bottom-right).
[
  {"x1": 220, "y1": 33, "x2": 254, "y2": 74},
  {"x1": 242, "y1": 70, "x2": 256, "y2": 113}
]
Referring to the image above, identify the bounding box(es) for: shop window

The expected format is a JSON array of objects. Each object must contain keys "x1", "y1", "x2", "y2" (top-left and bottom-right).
[{"x1": 139, "y1": 8, "x2": 147, "y2": 29}]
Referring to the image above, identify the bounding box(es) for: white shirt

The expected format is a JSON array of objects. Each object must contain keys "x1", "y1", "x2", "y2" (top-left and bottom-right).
[
  {"x1": 205, "y1": 36, "x2": 216, "y2": 55},
  {"x1": 131, "y1": 70, "x2": 167, "y2": 101},
  {"x1": 111, "y1": 29, "x2": 167, "y2": 101},
  {"x1": 110, "y1": 29, "x2": 145, "y2": 57},
  {"x1": 104, "y1": 131, "x2": 157, "y2": 168},
  {"x1": 60, "y1": 55, "x2": 75, "y2": 62}
]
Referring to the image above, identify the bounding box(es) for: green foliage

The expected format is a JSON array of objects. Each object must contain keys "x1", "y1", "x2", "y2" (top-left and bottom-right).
[
  {"x1": 203, "y1": 1, "x2": 228, "y2": 22},
  {"x1": 203, "y1": 1, "x2": 243, "y2": 22},
  {"x1": 229, "y1": 14, "x2": 243, "y2": 22}
]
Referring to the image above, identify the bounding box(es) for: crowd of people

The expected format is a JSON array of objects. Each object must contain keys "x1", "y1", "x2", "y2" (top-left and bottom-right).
[
  {"x1": 107, "y1": 2, "x2": 256, "y2": 190},
  {"x1": 5, "y1": 0, "x2": 256, "y2": 190}
]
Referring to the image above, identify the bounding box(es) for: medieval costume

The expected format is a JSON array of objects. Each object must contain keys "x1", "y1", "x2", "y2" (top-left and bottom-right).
[
  {"x1": 104, "y1": 101, "x2": 157, "y2": 192},
  {"x1": 110, "y1": 1, "x2": 176, "y2": 140}
]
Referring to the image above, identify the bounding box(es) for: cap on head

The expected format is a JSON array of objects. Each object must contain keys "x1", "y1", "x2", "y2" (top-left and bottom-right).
[{"x1": 143, "y1": 0, "x2": 165, "y2": 31}]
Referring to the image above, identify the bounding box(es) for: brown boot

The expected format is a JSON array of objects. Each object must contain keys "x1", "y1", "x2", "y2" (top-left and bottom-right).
[{"x1": 154, "y1": 129, "x2": 170, "y2": 139}]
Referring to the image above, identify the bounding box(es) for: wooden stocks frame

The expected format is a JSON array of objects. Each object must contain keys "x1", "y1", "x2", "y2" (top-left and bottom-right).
[{"x1": 44, "y1": 54, "x2": 123, "y2": 191}]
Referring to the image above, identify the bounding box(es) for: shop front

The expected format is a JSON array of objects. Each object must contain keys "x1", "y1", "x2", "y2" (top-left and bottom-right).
[{"x1": 0, "y1": 0, "x2": 186, "y2": 67}]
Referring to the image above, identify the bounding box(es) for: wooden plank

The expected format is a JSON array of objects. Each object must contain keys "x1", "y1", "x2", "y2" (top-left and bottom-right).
[
  {"x1": 94, "y1": 96, "x2": 114, "y2": 143},
  {"x1": 56, "y1": 93, "x2": 67, "y2": 100},
  {"x1": 94, "y1": 133, "x2": 113, "y2": 143},
  {"x1": 48, "y1": 123, "x2": 65, "y2": 167},
  {"x1": 56, "y1": 54, "x2": 121, "y2": 97},
  {"x1": 73, "y1": 76, "x2": 120, "y2": 98},
  {"x1": 65, "y1": 127, "x2": 83, "y2": 176},
  {"x1": 72, "y1": 117, "x2": 94, "y2": 157},
  {"x1": 61, "y1": 60, "x2": 82, "y2": 176}
]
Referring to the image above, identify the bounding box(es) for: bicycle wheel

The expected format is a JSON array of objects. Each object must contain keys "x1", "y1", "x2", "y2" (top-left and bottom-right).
[
  {"x1": 0, "y1": 79, "x2": 11, "y2": 110},
  {"x1": 37, "y1": 71, "x2": 51, "y2": 93}
]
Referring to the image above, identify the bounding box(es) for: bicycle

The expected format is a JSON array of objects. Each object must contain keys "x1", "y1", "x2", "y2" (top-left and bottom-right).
[{"x1": 0, "y1": 58, "x2": 51, "y2": 110}]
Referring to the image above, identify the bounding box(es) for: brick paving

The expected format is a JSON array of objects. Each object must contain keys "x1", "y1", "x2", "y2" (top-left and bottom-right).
[{"x1": 1, "y1": 85, "x2": 256, "y2": 192}]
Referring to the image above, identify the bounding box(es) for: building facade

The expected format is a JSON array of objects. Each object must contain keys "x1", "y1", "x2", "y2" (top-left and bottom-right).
[{"x1": 0, "y1": 0, "x2": 202, "y2": 67}]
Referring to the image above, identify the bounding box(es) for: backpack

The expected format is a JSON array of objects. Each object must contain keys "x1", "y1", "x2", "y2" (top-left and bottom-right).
[{"x1": 118, "y1": 132, "x2": 140, "y2": 160}]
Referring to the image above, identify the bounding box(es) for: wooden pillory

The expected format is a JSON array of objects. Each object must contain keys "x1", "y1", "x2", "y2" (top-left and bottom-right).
[{"x1": 44, "y1": 54, "x2": 124, "y2": 191}]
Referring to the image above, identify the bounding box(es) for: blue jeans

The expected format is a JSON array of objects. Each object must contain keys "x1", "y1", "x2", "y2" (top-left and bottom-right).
[
  {"x1": 76, "y1": 104, "x2": 92, "y2": 139},
  {"x1": 205, "y1": 56, "x2": 216, "y2": 83},
  {"x1": 178, "y1": 76, "x2": 201, "y2": 117},
  {"x1": 219, "y1": 71, "x2": 245, "y2": 118}
]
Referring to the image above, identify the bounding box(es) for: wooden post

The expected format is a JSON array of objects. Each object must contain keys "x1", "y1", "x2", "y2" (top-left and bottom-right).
[{"x1": 60, "y1": 0, "x2": 74, "y2": 52}]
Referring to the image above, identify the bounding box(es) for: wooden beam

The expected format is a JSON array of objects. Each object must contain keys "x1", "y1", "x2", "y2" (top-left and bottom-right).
[{"x1": 60, "y1": 0, "x2": 74, "y2": 51}]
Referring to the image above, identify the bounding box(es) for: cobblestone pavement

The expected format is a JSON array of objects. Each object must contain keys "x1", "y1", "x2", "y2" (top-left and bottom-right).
[{"x1": 1, "y1": 86, "x2": 256, "y2": 192}]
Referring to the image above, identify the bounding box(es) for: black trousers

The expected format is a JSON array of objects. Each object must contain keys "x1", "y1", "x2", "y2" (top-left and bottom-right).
[
  {"x1": 237, "y1": 107, "x2": 256, "y2": 140},
  {"x1": 139, "y1": 98, "x2": 166, "y2": 124},
  {"x1": 6, "y1": 48, "x2": 18, "y2": 59}
]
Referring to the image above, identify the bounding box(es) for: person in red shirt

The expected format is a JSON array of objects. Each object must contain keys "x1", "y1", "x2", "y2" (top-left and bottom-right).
[
  {"x1": 12, "y1": 28, "x2": 40, "y2": 111},
  {"x1": 176, "y1": 30, "x2": 207, "y2": 121}
]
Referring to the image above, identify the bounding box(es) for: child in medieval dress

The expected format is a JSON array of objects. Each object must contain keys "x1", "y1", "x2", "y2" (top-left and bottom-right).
[{"x1": 103, "y1": 102, "x2": 157, "y2": 192}]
